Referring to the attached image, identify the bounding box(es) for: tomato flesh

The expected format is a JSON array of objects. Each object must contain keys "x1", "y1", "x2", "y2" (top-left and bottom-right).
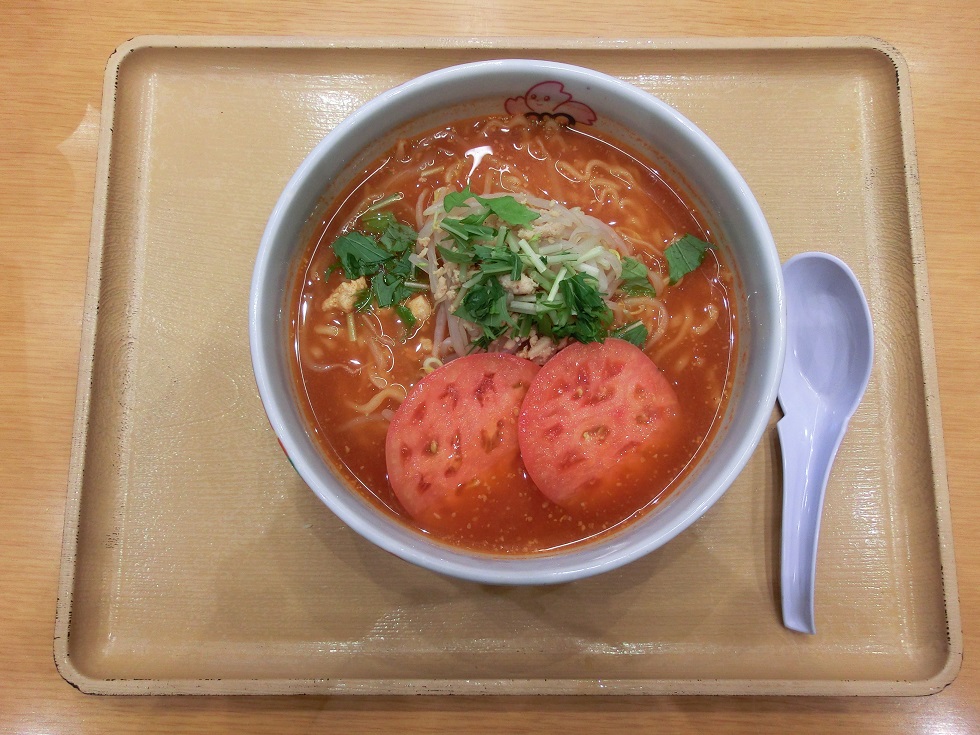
[
  {"x1": 385, "y1": 353, "x2": 540, "y2": 526},
  {"x1": 518, "y1": 338, "x2": 681, "y2": 510}
]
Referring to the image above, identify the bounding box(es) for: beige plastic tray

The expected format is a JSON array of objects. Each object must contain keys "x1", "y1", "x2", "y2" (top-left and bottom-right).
[{"x1": 55, "y1": 36, "x2": 961, "y2": 696}]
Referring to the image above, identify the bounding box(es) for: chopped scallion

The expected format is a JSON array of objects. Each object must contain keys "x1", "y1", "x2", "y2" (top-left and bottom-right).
[
  {"x1": 575, "y1": 246, "x2": 606, "y2": 265},
  {"x1": 495, "y1": 227, "x2": 508, "y2": 249},
  {"x1": 364, "y1": 192, "x2": 404, "y2": 212},
  {"x1": 508, "y1": 300, "x2": 540, "y2": 315},
  {"x1": 547, "y1": 267, "x2": 568, "y2": 303},
  {"x1": 537, "y1": 242, "x2": 569, "y2": 256},
  {"x1": 517, "y1": 239, "x2": 547, "y2": 273},
  {"x1": 546, "y1": 252, "x2": 581, "y2": 263}
]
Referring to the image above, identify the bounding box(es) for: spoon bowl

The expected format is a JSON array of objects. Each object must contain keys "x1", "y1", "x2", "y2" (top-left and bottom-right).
[{"x1": 778, "y1": 252, "x2": 874, "y2": 634}]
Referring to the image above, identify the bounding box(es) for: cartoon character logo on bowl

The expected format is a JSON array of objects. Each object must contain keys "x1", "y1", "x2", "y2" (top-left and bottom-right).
[{"x1": 505, "y1": 81, "x2": 597, "y2": 125}]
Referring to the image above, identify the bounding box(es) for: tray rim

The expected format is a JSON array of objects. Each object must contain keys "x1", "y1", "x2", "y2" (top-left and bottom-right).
[{"x1": 54, "y1": 33, "x2": 962, "y2": 697}]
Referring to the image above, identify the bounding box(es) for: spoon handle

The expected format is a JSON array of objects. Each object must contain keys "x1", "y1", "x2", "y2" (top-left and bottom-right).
[{"x1": 777, "y1": 408, "x2": 849, "y2": 635}]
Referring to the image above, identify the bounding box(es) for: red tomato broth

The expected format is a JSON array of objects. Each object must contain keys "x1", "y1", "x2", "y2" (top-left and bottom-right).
[{"x1": 289, "y1": 113, "x2": 737, "y2": 554}]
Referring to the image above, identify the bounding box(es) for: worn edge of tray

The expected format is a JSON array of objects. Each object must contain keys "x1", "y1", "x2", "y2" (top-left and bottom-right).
[{"x1": 52, "y1": 34, "x2": 962, "y2": 697}]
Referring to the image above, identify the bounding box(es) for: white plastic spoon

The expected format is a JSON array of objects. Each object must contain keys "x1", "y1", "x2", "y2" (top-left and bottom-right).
[{"x1": 778, "y1": 252, "x2": 874, "y2": 635}]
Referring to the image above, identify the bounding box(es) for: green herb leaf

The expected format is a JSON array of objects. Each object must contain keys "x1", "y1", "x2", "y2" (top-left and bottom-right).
[
  {"x1": 331, "y1": 231, "x2": 391, "y2": 279},
  {"x1": 472, "y1": 244, "x2": 523, "y2": 280},
  {"x1": 387, "y1": 250, "x2": 416, "y2": 279},
  {"x1": 368, "y1": 252, "x2": 417, "y2": 309},
  {"x1": 361, "y1": 210, "x2": 418, "y2": 254},
  {"x1": 371, "y1": 271, "x2": 412, "y2": 308},
  {"x1": 519, "y1": 314, "x2": 534, "y2": 338},
  {"x1": 443, "y1": 186, "x2": 475, "y2": 212},
  {"x1": 380, "y1": 223, "x2": 417, "y2": 253},
  {"x1": 353, "y1": 286, "x2": 373, "y2": 312},
  {"x1": 360, "y1": 209, "x2": 397, "y2": 234},
  {"x1": 443, "y1": 187, "x2": 540, "y2": 226},
  {"x1": 437, "y1": 245, "x2": 475, "y2": 265},
  {"x1": 665, "y1": 235, "x2": 712, "y2": 285},
  {"x1": 555, "y1": 272, "x2": 614, "y2": 344},
  {"x1": 620, "y1": 257, "x2": 656, "y2": 296},
  {"x1": 510, "y1": 252, "x2": 523, "y2": 282},
  {"x1": 439, "y1": 216, "x2": 497, "y2": 247},
  {"x1": 478, "y1": 195, "x2": 540, "y2": 226},
  {"x1": 454, "y1": 277, "x2": 508, "y2": 343},
  {"x1": 459, "y1": 209, "x2": 491, "y2": 226},
  {"x1": 395, "y1": 303, "x2": 417, "y2": 329},
  {"x1": 330, "y1": 216, "x2": 421, "y2": 314},
  {"x1": 611, "y1": 321, "x2": 649, "y2": 348}
]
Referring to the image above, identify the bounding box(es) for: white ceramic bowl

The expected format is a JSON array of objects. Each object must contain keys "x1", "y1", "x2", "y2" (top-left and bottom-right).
[{"x1": 250, "y1": 59, "x2": 785, "y2": 585}]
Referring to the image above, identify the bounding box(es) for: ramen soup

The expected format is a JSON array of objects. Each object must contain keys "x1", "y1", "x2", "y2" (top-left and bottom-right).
[{"x1": 289, "y1": 113, "x2": 737, "y2": 554}]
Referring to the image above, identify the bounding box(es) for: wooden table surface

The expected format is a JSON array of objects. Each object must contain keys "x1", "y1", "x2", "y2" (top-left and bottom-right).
[{"x1": 2, "y1": 1, "x2": 977, "y2": 732}]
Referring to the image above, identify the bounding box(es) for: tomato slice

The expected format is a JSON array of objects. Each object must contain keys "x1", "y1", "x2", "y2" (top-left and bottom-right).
[
  {"x1": 385, "y1": 353, "x2": 540, "y2": 526},
  {"x1": 518, "y1": 338, "x2": 681, "y2": 510}
]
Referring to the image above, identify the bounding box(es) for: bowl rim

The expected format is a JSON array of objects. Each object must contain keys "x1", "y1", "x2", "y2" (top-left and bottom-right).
[{"x1": 249, "y1": 58, "x2": 786, "y2": 585}]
